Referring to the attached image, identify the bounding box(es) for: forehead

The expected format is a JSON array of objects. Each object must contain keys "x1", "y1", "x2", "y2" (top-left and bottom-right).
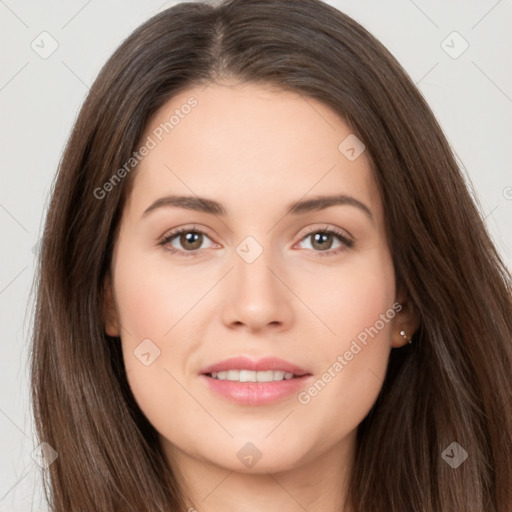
[{"x1": 126, "y1": 81, "x2": 381, "y2": 220}]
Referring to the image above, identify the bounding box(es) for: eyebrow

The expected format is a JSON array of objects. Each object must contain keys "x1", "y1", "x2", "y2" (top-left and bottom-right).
[{"x1": 142, "y1": 194, "x2": 373, "y2": 222}]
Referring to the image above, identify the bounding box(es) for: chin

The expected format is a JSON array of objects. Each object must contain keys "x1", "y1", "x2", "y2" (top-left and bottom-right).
[{"x1": 199, "y1": 439, "x2": 311, "y2": 474}]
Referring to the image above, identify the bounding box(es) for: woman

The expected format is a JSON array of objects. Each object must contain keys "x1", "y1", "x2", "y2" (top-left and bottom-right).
[{"x1": 30, "y1": 0, "x2": 512, "y2": 510}]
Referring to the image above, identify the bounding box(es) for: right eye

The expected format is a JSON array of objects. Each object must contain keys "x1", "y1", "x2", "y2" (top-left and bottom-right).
[{"x1": 159, "y1": 226, "x2": 218, "y2": 257}]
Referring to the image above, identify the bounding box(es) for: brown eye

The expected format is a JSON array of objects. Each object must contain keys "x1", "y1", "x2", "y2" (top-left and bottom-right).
[
  {"x1": 160, "y1": 227, "x2": 216, "y2": 257},
  {"x1": 178, "y1": 231, "x2": 204, "y2": 251},
  {"x1": 310, "y1": 232, "x2": 335, "y2": 251},
  {"x1": 297, "y1": 228, "x2": 353, "y2": 256}
]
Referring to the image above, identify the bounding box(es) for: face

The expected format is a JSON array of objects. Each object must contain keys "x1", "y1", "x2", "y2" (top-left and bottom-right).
[{"x1": 104, "y1": 81, "x2": 415, "y2": 476}]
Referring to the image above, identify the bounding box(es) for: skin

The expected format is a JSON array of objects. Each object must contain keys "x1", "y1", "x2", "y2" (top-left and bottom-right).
[{"x1": 104, "y1": 81, "x2": 419, "y2": 512}]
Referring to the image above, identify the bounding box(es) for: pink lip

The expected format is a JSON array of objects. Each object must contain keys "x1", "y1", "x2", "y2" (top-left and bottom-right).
[
  {"x1": 200, "y1": 356, "x2": 309, "y2": 376},
  {"x1": 199, "y1": 356, "x2": 313, "y2": 406}
]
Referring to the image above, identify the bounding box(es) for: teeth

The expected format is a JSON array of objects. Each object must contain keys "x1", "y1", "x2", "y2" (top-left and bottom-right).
[{"x1": 210, "y1": 370, "x2": 296, "y2": 382}]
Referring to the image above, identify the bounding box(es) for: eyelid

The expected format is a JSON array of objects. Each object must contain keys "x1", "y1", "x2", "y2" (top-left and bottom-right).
[
  {"x1": 159, "y1": 224, "x2": 213, "y2": 243},
  {"x1": 295, "y1": 224, "x2": 353, "y2": 245}
]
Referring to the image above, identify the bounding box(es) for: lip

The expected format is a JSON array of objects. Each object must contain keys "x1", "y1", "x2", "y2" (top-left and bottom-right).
[
  {"x1": 200, "y1": 356, "x2": 309, "y2": 376},
  {"x1": 200, "y1": 356, "x2": 313, "y2": 406}
]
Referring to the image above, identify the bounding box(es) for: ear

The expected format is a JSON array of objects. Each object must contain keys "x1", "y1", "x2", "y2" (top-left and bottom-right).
[
  {"x1": 391, "y1": 289, "x2": 420, "y2": 348},
  {"x1": 103, "y1": 273, "x2": 120, "y2": 337}
]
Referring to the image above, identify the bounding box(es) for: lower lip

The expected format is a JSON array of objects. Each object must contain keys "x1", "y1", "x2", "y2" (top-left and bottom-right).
[{"x1": 200, "y1": 374, "x2": 312, "y2": 405}]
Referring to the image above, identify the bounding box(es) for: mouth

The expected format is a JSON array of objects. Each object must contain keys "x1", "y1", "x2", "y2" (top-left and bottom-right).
[
  {"x1": 199, "y1": 356, "x2": 312, "y2": 405},
  {"x1": 206, "y1": 370, "x2": 305, "y2": 382}
]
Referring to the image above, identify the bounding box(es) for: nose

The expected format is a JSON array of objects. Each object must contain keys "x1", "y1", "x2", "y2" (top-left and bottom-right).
[{"x1": 220, "y1": 243, "x2": 294, "y2": 333}]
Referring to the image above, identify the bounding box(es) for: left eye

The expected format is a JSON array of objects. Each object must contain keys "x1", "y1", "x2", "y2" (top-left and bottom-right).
[{"x1": 296, "y1": 228, "x2": 353, "y2": 255}]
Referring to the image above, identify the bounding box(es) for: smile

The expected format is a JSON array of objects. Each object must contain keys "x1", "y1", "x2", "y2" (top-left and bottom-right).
[
  {"x1": 209, "y1": 370, "x2": 296, "y2": 382},
  {"x1": 200, "y1": 356, "x2": 313, "y2": 405}
]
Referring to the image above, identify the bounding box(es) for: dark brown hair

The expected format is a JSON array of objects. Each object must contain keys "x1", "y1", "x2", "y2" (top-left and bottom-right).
[{"x1": 31, "y1": 0, "x2": 512, "y2": 510}]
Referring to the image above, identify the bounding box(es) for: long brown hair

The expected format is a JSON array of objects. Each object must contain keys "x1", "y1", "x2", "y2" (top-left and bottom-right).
[{"x1": 31, "y1": 0, "x2": 512, "y2": 510}]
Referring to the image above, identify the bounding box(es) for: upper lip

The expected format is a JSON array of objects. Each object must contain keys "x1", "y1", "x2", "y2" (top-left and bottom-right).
[{"x1": 200, "y1": 356, "x2": 310, "y2": 376}]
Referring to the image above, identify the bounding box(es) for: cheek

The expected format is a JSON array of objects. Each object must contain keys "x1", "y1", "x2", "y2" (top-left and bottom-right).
[
  {"x1": 298, "y1": 247, "x2": 396, "y2": 348},
  {"x1": 112, "y1": 250, "x2": 195, "y2": 438},
  {"x1": 112, "y1": 245, "x2": 205, "y2": 340},
  {"x1": 111, "y1": 244, "x2": 210, "y2": 425},
  {"x1": 293, "y1": 250, "x2": 396, "y2": 436}
]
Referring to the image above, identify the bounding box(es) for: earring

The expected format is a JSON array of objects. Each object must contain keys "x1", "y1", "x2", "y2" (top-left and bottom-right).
[{"x1": 400, "y1": 330, "x2": 412, "y2": 344}]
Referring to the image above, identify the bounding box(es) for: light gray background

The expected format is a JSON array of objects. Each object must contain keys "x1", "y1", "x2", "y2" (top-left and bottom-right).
[{"x1": 1, "y1": 0, "x2": 511, "y2": 510}]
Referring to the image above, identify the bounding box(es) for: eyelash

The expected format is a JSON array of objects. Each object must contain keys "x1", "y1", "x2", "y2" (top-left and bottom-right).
[{"x1": 158, "y1": 225, "x2": 354, "y2": 258}]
